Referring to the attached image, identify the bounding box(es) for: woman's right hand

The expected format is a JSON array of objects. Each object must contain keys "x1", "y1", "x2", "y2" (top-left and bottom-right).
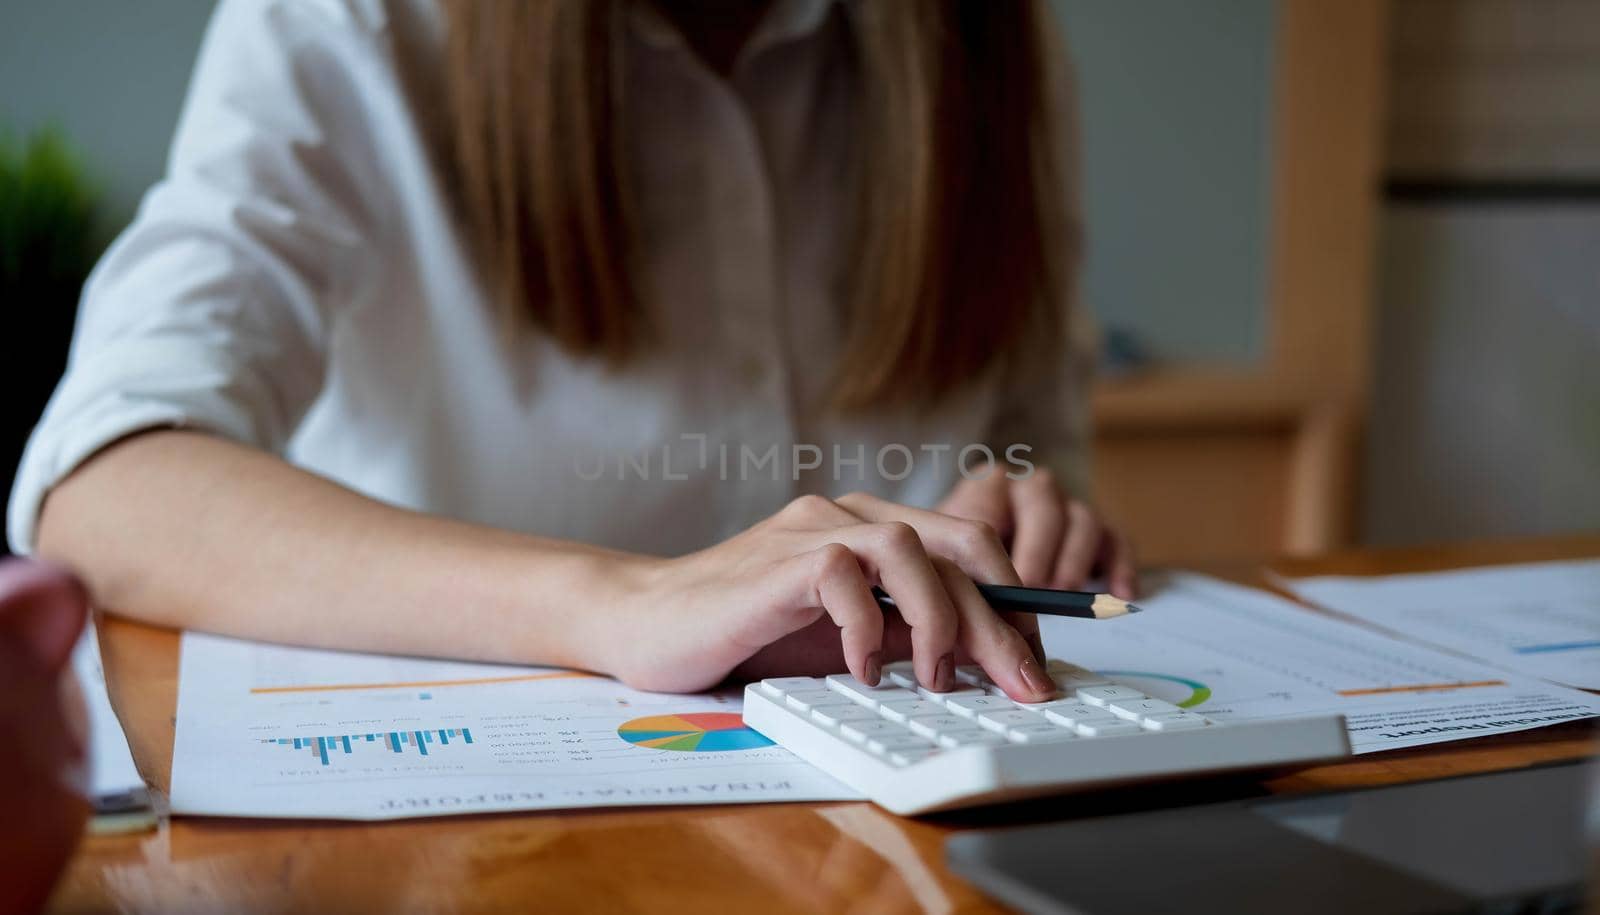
[{"x1": 602, "y1": 494, "x2": 1058, "y2": 703}]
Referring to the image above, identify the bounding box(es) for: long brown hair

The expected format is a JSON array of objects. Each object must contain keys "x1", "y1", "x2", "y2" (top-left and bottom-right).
[{"x1": 442, "y1": 0, "x2": 1069, "y2": 409}]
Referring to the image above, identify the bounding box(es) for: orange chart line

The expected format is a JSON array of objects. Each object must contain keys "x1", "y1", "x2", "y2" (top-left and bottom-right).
[
  {"x1": 249, "y1": 670, "x2": 598, "y2": 695},
  {"x1": 1337, "y1": 679, "x2": 1506, "y2": 697}
]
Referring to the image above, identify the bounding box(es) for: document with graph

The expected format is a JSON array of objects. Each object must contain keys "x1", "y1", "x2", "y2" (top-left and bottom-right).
[
  {"x1": 1283, "y1": 559, "x2": 1600, "y2": 690},
  {"x1": 1039, "y1": 574, "x2": 1600, "y2": 753},
  {"x1": 170, "y1": 634, "x2": 858, "y2": 820}
]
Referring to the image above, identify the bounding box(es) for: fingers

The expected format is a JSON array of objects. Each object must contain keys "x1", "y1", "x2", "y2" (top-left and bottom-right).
[
  {"x1": 934, "y1": 560, "x2": 1055, "y2": 702},
  {"x1": 1051, "y1": 500, "x2": 1102, "y2": 590},
  {"x1": 808, "y1": 544, "x2": 886, "y2": 684},
  {"x1": 1006, "y1": 471, "x2": 1066, "y2": 587},
  {"x1": 836, "y1": 491, "x2": 1021, "y2": 587},
  {"x1": 932, "y1": 469, "x2": 1014, "y2": 541},
  {"x1": 839, "y1": 522, "x2": 958, "y2": 691},
  {"x1": 1105, "y1": 530, "x2": 1140, "y2": 600}
]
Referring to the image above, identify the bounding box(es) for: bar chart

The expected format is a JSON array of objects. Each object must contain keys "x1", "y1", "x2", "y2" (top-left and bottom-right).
[{"x1": 260, "y1": 728, "x2": 474, "y2": 766}]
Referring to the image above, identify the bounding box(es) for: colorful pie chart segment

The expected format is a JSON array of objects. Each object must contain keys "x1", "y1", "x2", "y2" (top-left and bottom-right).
[{"x1": 617, "y1": 712, "x2": 773, "y2": 751}]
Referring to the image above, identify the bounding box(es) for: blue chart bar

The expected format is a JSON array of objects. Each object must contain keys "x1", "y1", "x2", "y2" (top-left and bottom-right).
[{"x1": 260, "y1": 728, "x2": 474, "y2": 766}]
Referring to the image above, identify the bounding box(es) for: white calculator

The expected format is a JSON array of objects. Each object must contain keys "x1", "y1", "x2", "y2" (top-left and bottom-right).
[{"x1": 742, "y1": 659, "x2": 1350, "y2": 815}]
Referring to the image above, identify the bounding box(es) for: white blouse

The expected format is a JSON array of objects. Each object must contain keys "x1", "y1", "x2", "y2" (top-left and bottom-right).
[{"x1": 8, "y1": 0, "x2": 1092, "y2": 557}]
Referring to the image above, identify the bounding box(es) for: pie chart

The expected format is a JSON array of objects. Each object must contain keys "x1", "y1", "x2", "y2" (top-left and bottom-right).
[{"x1": 617, "y1": 712, "x2": 774, "y2": 752}]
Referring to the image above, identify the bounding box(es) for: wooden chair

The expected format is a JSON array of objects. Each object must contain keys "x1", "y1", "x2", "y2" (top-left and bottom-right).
[{"x1": 1091, "y1": 0, "x2": 1388, "y2": 564}]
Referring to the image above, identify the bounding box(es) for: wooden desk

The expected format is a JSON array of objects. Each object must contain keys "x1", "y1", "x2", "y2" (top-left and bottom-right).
[{"x1": 51, "y1": 537, "x2": 1599, "y2": 913}]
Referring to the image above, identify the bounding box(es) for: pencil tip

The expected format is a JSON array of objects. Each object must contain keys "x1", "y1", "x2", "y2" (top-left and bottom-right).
[{"x1": 1126, "y1": 603, "x2": 1143, "y2": 614}]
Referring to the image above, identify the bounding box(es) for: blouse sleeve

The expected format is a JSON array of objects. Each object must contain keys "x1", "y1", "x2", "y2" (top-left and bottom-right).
[
  {"x1": 6, "y1": 0, "x2": 391, "y2": 553},
  {"x1": 985, "y1": 21, "x2": 1098, "y2": 499}
]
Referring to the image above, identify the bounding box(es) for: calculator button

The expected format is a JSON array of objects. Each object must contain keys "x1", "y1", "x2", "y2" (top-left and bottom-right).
[
  {"x1": 1011, "y1": 696, "x2": 1079, "y2": 711},
  {"x1": 1142, "y1": 713, "x2": 1211, "y2": 732},
  {"x1": 1074, "y1": 719, "x2": 1144, "y2": 738},
  {"x1": 839, "y1": 719, "x2": 905, "y2": 743},
  {"x1": 944, "y1": 695, "x2": 1014, "y2": 719},
  {"x1": 759, "y1": 677, "x2": 824, "y2": 698},
  {"x1": 825, "y1": 675, "x2": 918, "y2": 708},
  {"x1": 976, "y1": 709, "x2": 1044, "y2": 734},
  {"x1": 1007, "y1": 723, "x2": 1077, "y2": 744},
  {"x1": 878, "y1": 700, "x2": 944, "y2": 724},
  {"x1": 811, "y1": 704, "x2": 880, "y2": 727},
  {"x1": 906, "y1": 715, "x2": 973, "y2": 740},
  {"x1": 883, "y1": 661, "x2": 919, "y2": 689},
  {"x1": 954, "y1": 664, "x2": 992, "y2": 687},
  {"x1": 866, "y1": 734, "x2": 936, "y2": 755},
  {"x1": 937, "y1": 730, "x2": 1007, "y2": 749},
  {"x1": 784, "y1": 689, "x2": 855, "y2": 712},
  {"x1": 1040, "y1": 704, "x2": 1116, "y2": 727},
  {"x1": 1046, "y1": 660, "x2": 1112, "y2": 690},
  {"x1": 888, "y1": 747, "x2": 940, "y2": 766},
  {"x1": 916, "y1": 685, "x2": 989, "y2": 703},
  {"x1": 1076, "y1": 685, "x2": 1149, "y2": 708},
  {"x1": 1107, "y1": 698, "x2": 1183, "y2": 721}
]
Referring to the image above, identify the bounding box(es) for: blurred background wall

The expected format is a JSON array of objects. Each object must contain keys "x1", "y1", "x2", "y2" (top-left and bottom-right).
[{"x1": 2, "y1": 0, "x2": 1596, "y2": 558}]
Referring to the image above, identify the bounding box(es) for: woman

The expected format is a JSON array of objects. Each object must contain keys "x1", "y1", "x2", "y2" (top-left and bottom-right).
[{"x1": 9, "y1": 0, "x2": 1135, "y2": 703}]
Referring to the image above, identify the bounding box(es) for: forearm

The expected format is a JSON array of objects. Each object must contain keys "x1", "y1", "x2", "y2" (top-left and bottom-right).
[{"x1": 35, "y1": 430, "x2": 641, "y2": 670}]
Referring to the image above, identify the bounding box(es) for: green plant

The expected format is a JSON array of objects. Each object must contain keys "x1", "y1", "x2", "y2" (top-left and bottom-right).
[
  {"x1": 0, "y1": 128, "x2": 99, "y2": 297},
  {"x1": 1, "y1": 128, "x2": 101, "y2": 554}
]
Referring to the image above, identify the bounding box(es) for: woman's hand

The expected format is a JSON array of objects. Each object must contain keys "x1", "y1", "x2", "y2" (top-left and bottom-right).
[
  {"x1": 937, "y1": 465, "x2": 1138, "y2": 599},
  {"x1": 0, "y1": 559, "x2": 91, "y2": 915},
  {"x1": 603, "y1": 494, "x2": 1056, "y2": 702}
]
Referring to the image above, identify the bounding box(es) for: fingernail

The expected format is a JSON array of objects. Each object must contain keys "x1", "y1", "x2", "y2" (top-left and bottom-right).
[
  {"x1": 1019, "y1": 656, "x2": 1054, "y2": 698},
  {"x1": 1026, "y1": 633, "x2": 1047, "y2": 666},
  {"x1": 864, "y1": 651, "x2": 883, "y2": 686},
  {"x1": 934, "y1": 653, "x2": 955, "y2": 692}
]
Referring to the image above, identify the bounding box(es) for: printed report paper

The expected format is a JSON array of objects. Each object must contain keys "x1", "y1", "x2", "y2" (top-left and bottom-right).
[
  {"x1": 1039, "y1": 574, "x2": 1600, "y2": 753},
  {"x1": 73, "y1": 626, "x2": 148, "y2": 808},
  {"x1": 171, "y1": 633, "x2": 858, "y2": 821},
  {"x1": 1284, "y1": 560, "x2": 1600, "y2": 690}
]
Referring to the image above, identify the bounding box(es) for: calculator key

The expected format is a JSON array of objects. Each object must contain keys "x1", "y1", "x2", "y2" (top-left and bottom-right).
[
  {"x1": 825, "y1": 674, "x2": 918, "y2": 708},
  {"x1": 976, "y1": 709, "x2": 1044, "y2": 734},
  {"x1": 1007, "y1": 723, "x2": 1078, "y2": 744},
  {"x1": 937, "y1": 730, "x2": 1008, "y2": 749},
  {"x1": 888, "y1": 747, "x2": 940, "y2": 766},
  {"x1": 785, "y1": 689, "x2": 855, "y2": 712},
  {"x1": 866, "y1": 734, "x2": 936, "y2": 755},
  {"x1": 1011, "y1": 696, "x2": 1079, "y2": 711},
  {"x1": 811, "y1": 704, "x2": 881, "y2": 727},
  {"x1": 1074, "y1": 719, "x2": 1144, "y2": 738},
  {"x1": 916, "y1": 685, "x2": 989, "y2": 703},
  {"x1": 1046, "y1": 660, "x2": 1112, "y2": 690},
  {"x1": 906, "y1": 715, "x2": 973, "y2": 740},
  {"x1": 839, "y1": 719, "x2": 906, "y2": 743},
  {"x1": 944, "y1": 695, "x2": 1015, "y2": 719},
  {"x1": 954, "y1": 664, "x2": 992, "y2": 687},
  {"x1": 1075, "y1": 685, "x2": 1149, "y2": 708},
  {"x1": 759, "y1": 677, "x2": 824, "y2": 698},
  {"x1": 1107, "y1": 698, "x2": 1183, "y2": 721},
  {"x1": 883, "y1": 661, "x2": 919, "y2": 689},
  {"x1": 1041, "y1": 704, "x2": 1116, "y2": 727},
  {"x1": 1142, "y1": 713, "x2": 1211, "y2": 732},
  {"x1": 878, "y1": 700, "x2": 944, "y2": 724}
]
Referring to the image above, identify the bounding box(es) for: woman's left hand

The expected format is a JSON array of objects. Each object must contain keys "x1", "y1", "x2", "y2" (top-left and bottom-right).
[{"x1": 937, "y1": 465, "x2": 1139, "y2": 599}]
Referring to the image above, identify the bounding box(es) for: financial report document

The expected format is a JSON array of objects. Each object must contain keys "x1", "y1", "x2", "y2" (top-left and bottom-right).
[
  {"x1": 171, "y1": 634, "x2": 858, "y2": 820},
  {"x1": 1038, "y1": 574, "x2": 1600, "y2": 753},
  {"x1": 73, "y1": 626, "x2": 147, "y2": 808},
  {"x1": 1284, "y1": 560, "x2": 1600, "y2": 690}
]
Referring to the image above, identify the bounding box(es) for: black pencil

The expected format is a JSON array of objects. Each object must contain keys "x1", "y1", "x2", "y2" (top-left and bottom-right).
[{"x1": 872, "y1": 584, "x2": 1141, "y2": 620}]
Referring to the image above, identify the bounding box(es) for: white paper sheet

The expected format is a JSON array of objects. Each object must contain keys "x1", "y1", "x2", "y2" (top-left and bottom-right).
[
  {"x1": 171, "y1": 633, "x2": 858, "y2": 820},
  {"x1": 1283, "y1": 560, "x2": 1600, "y2": 690},
  {"x1": 1039, "y1": 574, "x2": 1600, "y2": 753},
  {"x1": 72, "y1": 625, "x2": 149, "y2": 809}
]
